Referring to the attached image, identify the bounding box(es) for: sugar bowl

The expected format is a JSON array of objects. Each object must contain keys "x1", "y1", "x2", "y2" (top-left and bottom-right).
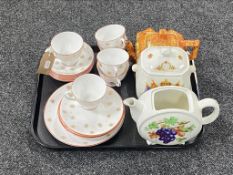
[{"x1": 132, "y1": 46, "x2": 196, "y2": 97}]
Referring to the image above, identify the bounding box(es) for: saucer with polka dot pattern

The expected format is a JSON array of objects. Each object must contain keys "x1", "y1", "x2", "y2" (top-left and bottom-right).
[
  {"x1": 47, "y1": 42, "x2": 94, "y2": 82},
  {"x1": 44, "y1": 83, "x2": 125, "y2": 147},
  {"x1": 58, "y1": 86, "x2": 125, "y2": 138}
]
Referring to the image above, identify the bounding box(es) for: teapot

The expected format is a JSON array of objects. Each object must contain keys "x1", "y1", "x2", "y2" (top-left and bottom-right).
[
  {"x1": 132, "y1": 46, "x2": 196, "y2": 97},
  {"x1": 124, "y1": 86, "x2": 220, "y2": 145}
]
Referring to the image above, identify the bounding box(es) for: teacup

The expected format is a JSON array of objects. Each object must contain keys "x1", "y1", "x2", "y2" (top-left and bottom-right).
[
  {"x1": 48, "y1": 31, "x2": 84, "y2": 66},
  {"x1": 97, "y1": 48, "x2": 129, "y2": 87},
  {"x1": 95, "y1": 24, "x2": 127, "y2": 50},
  {"x1": 65, "y1": 74, "x2": 106, "y2": 110}
]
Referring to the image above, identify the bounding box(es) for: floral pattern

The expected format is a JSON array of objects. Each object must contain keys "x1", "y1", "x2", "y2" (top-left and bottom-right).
[
  {"x1": 154, "y1": 61, "x2": 176, "y2": 71},
  {"x1": 144, "y1": 116, "x2": 195, "y2": 144},
  {"x1": 145, "y1": 80, "x2": 182, "y2": 92}
]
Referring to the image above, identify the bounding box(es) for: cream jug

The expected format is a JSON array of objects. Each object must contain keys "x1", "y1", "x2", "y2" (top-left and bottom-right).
[{"x1": 124, "y1": 86, "x2": 220, "y2": 145}]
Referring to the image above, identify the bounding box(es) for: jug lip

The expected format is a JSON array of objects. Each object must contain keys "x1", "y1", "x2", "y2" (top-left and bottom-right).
[{"x1": 140, "y1": 46, "x2": 190, "y2": 76}]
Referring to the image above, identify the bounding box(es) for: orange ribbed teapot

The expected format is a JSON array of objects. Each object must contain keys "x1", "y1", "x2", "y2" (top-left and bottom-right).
[{"x1": 135, "y1": 28, "x2": 200, "y2": 61}]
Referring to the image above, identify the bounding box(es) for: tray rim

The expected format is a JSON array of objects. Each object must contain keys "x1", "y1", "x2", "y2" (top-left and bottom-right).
[{"x1": 30, "y1": 47, "x2": 203, "y2": 150}]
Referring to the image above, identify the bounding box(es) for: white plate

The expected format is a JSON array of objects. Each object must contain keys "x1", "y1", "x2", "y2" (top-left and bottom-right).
[
  {"x1": 44, "y1": 83, "x2": 125, "y2": 147},
  {"x1": 58, "y1": 86, "x2": 125, "y2": 138}
]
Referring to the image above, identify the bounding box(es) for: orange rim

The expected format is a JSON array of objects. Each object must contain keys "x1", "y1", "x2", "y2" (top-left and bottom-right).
[
  {"x1": 49, "y1": 60, "x2": 94, "y2": 82},
  {"x1": 57, "y1": 97, "x2": 125, "y2": 138},
  {"x1": 43, "y1": 83, "x2": 125, "y2": 147}
]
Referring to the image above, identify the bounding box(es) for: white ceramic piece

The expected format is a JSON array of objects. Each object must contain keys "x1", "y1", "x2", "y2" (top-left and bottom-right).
[
  {"x1": 59, "y1": 86, "x2": 125, "y2": 138},
  {"x1": 95, "y1": 24, "x2": 127, "y2": 50},
  {"x1": 124, "y1": 86, "x2": 220, "y2": 145},
  {"x1": 44, "y1": 83, "x2": 125, "y2": 147},
  {"x1": 48, "y1": 42, "x2": 94, "y2": 81},
  {"x1": 49, "y1": 31, "x2": 84, "y2": 66},
  {"x1": 132, "y1": 46, "x2": 196, "y2": 97},
  {"x1": 64, "y1": 74, "x2": 107, "y2": 110},
  {"x1": 96, "y1": 48, "x2": 129, "y2": 87}
]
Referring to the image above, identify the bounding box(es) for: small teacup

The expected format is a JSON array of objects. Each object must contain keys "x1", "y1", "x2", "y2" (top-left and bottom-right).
[
  {"x1": 48, "y1": 31, "x2": 84, "y2": 66},
  {"x1": 97, "y1": 48, "x2": 129, "y2": 87},
  {"x1": 65, "y1": 74, "x2": 106, "y2": 110},
  {"x1": 95, "y1": 24, "x2": 127, "y2": 50}
]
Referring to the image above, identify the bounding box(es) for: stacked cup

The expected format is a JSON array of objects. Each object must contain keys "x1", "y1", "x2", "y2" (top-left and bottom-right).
[{"x1": 95, "y1": 24, "x2": 130, "y2": 87}]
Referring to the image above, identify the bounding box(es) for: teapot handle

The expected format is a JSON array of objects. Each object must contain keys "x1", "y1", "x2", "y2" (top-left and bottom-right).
[
  {"x1": 198, "y1": 98, "x2": 220, "y2": 125},
  {"x1": 179, "y1": 40, "x2": 200, "y2": 60}
]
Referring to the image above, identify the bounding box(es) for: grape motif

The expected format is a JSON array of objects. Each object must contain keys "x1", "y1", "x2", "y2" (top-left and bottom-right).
[{"x1": 156, "y1": 128, "x2": 177, "y2": 144}]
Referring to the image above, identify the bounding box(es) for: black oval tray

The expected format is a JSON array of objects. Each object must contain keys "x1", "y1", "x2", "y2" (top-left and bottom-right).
[{"x1": 30, "y1": 46, "x2": 203, "y2": 150}]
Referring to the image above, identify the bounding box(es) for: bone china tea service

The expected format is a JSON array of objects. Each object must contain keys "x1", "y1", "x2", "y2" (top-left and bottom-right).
[
  {"x1": 44, "y1": 83, "x2": 125, "y2": 147},
  {"x1": 37, "y1": 26, "x2": 220, "y2": 148}
]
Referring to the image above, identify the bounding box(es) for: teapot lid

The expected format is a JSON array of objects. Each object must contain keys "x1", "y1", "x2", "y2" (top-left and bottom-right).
[
  {"x1": 138, "y1": 112, "x2": 202, "y2": 145},
  {"x1": 140, "y1": 46, "x2": 189, "y2": 75}
]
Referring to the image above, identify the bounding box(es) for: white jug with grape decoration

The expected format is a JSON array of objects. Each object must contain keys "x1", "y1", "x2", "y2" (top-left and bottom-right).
[{"x1": 123, "y1": 86, "x2": 220, "y2": 145}]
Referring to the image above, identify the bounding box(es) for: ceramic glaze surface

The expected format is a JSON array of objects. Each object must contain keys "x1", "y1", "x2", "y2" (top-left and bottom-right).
[
  {"x1": 59, "y1": 86, "x2": 124, "y2": 138},
  {"x1": 124, "y1": 86, "x2": 220, "y2": 145},
  {"x1": 65, "y1": 74, "x2": 107, "y2": 110},
  {"x1": 132, "y1": 46, "x2": 196, "y2": 97},
  {"x1": 50, "y1": 32, "x2": 84, "y2": 66},
  {"x1": 140, "y1": 113, "x2": 201, "y2": 145},
  {"x1": 44, "y1": 83, "x2": 125, "y2": 147},
  {"x1": 141, "y1": 47, "x2": 189, "y2": 74},
  {"x1": 48, "y1": 43, "x2": 94, "y2": 82},
  {"x1": 49, "y1": 43, "x2": 94, "y2": 75},
  {"x1": 51, "y1": 32, "x2": 83, "y2": 55},
  {"x1": 96, "y1": 48, "x2": 129, "y2": 87},
  {"x1": 95, "y1": 24, "x2": 127, "y2": 50}
]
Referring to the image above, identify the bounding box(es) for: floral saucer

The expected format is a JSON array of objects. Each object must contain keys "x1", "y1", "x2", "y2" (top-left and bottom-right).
[
  {"x1": 58, "y1": 86, "x2": 125, "y2": 138},
  {"x1": 47, "y1": 42, "x2": 94, "y2": 82},
  {"x1": 44, "y1": 83, "x2": 125, "y2": 147}
]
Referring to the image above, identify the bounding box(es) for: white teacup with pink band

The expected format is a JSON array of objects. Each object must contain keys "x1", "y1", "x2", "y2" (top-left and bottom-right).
[
  {"x1": 97, "y1": 48, "x2": 129, "y2": 87},
  {"x1": 65, "y1": 74, "x2": 107, "y2": 110},
  {"x1": 48, "y1": 31, "x2": 84, "y2": 66},
  {"x1": 95, "y1": 24, "x2": 127, "y2": 50}
]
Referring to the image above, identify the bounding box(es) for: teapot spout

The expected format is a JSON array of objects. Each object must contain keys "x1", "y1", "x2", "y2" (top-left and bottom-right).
[{"x1": 123, "y1": 97, "x2": 143, "y2": 122}]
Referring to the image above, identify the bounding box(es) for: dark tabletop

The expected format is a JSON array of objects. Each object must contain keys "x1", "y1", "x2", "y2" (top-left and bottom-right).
[{"x1": 1, "y1": 0, "x2": 233, "y2": 174}]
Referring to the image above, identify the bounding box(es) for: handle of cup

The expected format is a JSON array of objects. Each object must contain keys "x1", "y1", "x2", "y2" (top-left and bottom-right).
[
  {"x1": 64, "y1": 90, "x2": 77, "y2": 101},
  {"x1": 121, "y1": 38, "x2": 126, "y2": 49},
  {"x1": 113, "y1": 66, "x2": 121, "y2": 87},
  {"x1": 199, "y1": 98, "x2": 220, "y2": 125}
]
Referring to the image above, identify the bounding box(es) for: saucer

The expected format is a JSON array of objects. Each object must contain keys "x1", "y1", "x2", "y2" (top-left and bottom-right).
[
  {"x1": 44, "y1": 83, "x2": 125, "y2": 147},
  {"x1": 58, "y1": 86, "x2": 125, "y2": 138},
  {"x1": 47, "y1": 42, "x2": 94, "y2": 82}
]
